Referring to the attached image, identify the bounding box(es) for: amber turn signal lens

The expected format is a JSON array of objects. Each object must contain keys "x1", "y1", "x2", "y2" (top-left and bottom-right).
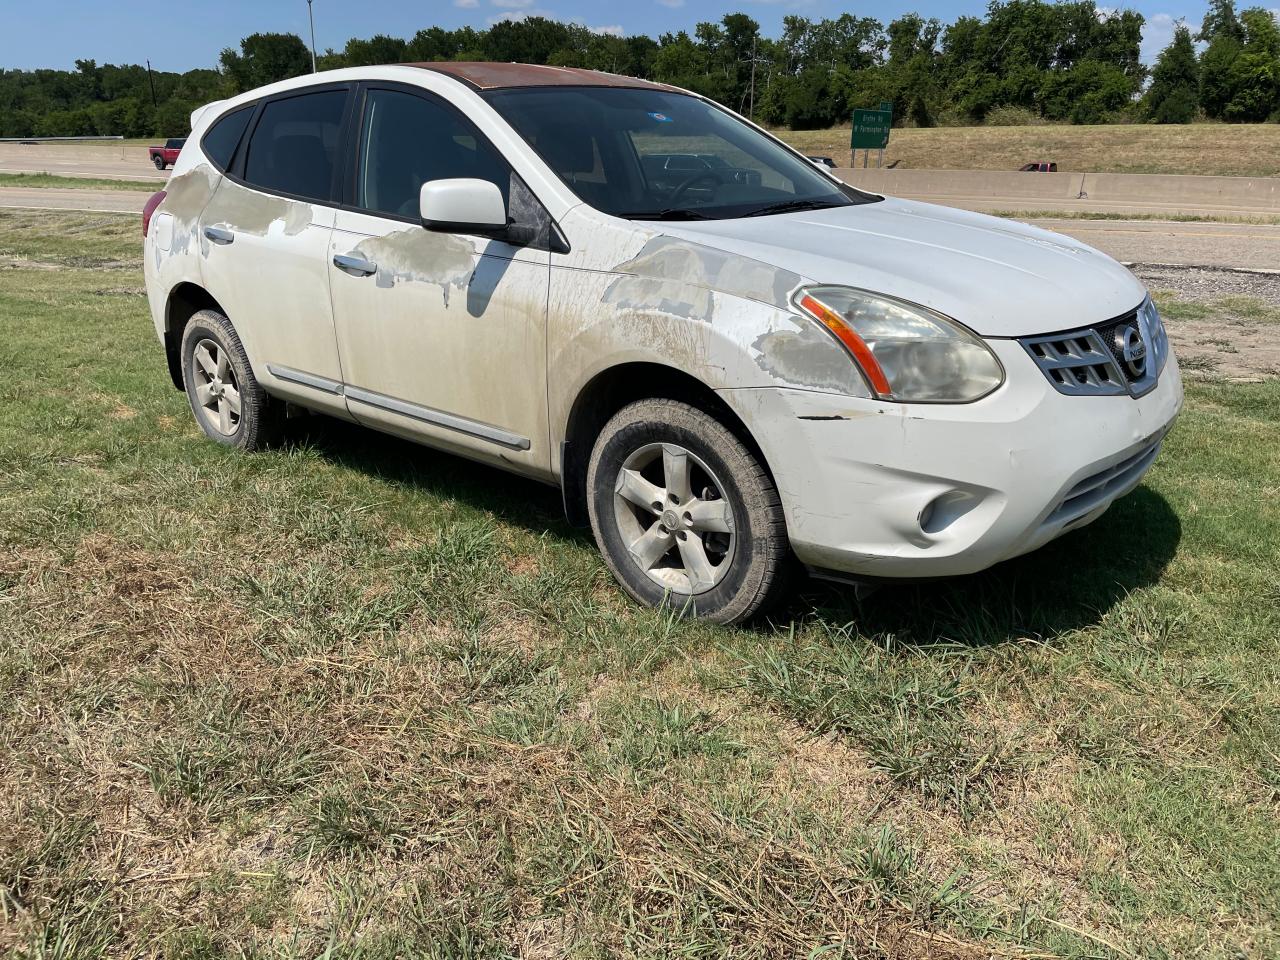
[{"x1": 798, "y1": 293, "x2": 894, "y2": 397}]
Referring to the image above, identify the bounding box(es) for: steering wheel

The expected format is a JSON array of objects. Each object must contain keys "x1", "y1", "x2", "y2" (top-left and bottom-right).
[{"x1": 667, "y1": 172, "x2": 722, "y2": 206}]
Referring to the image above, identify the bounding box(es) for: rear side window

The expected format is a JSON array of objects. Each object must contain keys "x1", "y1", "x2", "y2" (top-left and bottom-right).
[
  {"x1": 355, "y1": 88, "x2": 510, "y2": 219},
  {"x1": 201, "y1": 107, "x2": 252, "y2": 172},
  {"x1": 243, "y1": 89, "x2": 348, "y2": 203}
]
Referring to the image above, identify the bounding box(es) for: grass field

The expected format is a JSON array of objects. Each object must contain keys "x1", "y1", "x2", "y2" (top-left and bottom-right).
[
  {"x1": 0, "y1": 173, "x2": 162, "y2": 193},
  {"x1": 775, "y1": 123, "x2": 1280, "y2": 177},
  {"x1": 1, "y1": 211, "x2": 1278, "y2": 959}
]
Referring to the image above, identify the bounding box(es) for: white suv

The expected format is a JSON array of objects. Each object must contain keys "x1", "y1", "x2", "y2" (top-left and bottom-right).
[{"x1": 142, "y1": 62, "x2": 1182, "y2": 623}]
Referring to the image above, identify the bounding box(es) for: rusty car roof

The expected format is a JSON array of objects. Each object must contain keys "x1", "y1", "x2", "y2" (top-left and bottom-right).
[{"x1": 405, "y1": 62, "x2": 677, "y2": 92}]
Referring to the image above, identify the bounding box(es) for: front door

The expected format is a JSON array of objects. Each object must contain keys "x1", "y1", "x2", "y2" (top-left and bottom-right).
[{"x1": 328, "y1": 84, "x2": 551, "y2": 476}]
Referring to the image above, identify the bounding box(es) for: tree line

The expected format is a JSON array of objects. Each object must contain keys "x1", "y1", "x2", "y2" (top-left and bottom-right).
[{"x1": 2, "y1": 0, "x2": 1277, "y2": 139}]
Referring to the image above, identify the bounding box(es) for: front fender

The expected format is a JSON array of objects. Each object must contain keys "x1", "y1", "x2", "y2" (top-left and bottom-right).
[{"x1": 547, "y1": 210, "x2": 869, "y2": 454}]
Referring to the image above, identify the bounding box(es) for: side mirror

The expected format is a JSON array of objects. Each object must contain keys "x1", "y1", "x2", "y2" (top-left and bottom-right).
[{"x1": 420, "y1": 179, "x2": 508, "y2": 235}]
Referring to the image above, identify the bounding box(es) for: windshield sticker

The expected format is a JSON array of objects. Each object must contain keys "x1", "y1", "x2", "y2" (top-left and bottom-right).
[{"x1": 647, "y1": 112, "x2": 673, "y2": 123}]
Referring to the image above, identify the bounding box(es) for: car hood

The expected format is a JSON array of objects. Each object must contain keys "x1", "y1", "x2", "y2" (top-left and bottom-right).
[{"x1": 657, "y1": 196, "x2": 1147, "y2": 338}]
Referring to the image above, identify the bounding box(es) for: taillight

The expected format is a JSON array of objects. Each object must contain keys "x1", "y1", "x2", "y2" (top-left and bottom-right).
[{"x1": 142, "y1": 190, "x2": 167, "y2": 238}]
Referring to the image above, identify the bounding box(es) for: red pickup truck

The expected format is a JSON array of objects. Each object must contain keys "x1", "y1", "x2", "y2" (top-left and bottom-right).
[{"x1": 148, "y1": 138, "x2": 186, "y2": 170}]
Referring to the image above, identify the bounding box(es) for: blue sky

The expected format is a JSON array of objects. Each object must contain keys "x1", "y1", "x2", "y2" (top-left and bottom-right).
[{"x1": 1, "y1": 0, "x2": 1203, "y2": 73}]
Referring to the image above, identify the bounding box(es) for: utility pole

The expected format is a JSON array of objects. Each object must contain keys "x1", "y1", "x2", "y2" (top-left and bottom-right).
[
  {"x1": 307, "y1": 0, "x2": 318, "y2": 73},
  {"x1": 743, "y1": 39, "x2": 768, "y2": 122},
  {"x1": 145, "y1": 59, "x2": 157, "y2": 107}
]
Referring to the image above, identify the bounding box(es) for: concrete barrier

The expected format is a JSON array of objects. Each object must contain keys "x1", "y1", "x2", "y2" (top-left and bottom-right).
[
  {"x1": 0, "y1": 142, "x2": 163, "y2": 181},
  {"x1": 833, "y1": 167, "x2": 1280, "y2": 216},
  {"x1": 0, "y1": 142, "x2": 148, "y2": 162}
]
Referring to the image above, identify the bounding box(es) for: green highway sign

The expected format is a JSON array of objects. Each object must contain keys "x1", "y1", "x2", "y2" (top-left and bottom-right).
[{"x1": 851, "y1": 108, "x2": 892, "y2": 150}]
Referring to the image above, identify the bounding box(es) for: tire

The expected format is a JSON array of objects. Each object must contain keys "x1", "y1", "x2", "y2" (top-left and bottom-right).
[
  {"x1": 180, "y1": 309, "x2": 284, "y2": 450},
  {"x1": 586, "y1": 398, "x2": 791, "y2": 625},
  {"x1": 153, "y1": 156, "x2": 165, "y2": 170}
]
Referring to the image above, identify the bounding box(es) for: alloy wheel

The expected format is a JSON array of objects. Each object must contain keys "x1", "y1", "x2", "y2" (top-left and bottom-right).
[
  {"x1": 192, "y1": 338, "x2": 241, "y2": 436},
  {"x1": 612, "y1": 442, "x2": 736, "y2": 595}
]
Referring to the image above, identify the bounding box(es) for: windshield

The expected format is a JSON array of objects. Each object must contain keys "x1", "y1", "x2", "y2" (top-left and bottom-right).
[{"x1": 483, "y1": 86, "x2": 874, "y2": 221}]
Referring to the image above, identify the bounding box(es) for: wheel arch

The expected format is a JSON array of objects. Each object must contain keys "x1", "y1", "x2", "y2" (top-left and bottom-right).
[
  {"x1": 558, "y1": 361, "x2": 775, "y2": 528},
  {"x1": 163, "y1": 282, "x2": 226, "y2": 391}
]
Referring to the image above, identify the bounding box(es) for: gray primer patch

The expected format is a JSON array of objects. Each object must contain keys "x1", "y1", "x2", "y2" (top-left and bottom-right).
[
  {"x1": 751, "y1": 318, "x2": 867, "y2": 395},
  {"x1": 202, "y1": 180, "x2": 312, "y2": 239},
  {"x1": 607, "y1": 233, "x2": 862, "y2": 394},
  {"x1": 602, "y1": 274, "x2": 715, "y2": 323},
  {"x1": 612, "y1": 235, "x2": 804, "y2": 310},
  {"x1": 352, "y1": 228, "x2": 475, "y2": 305},
  {"x1": 158, "y1": 164, "x2": 219, "y2": 259}
]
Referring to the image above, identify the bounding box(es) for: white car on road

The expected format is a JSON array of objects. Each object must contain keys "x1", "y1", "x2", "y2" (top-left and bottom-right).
[{"x1": 142, "y1": 62, "x2": 1182, "y2": 623}]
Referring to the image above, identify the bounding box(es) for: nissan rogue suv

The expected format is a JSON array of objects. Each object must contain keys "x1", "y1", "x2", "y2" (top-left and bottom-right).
[{"x1": 142, "y1": 63, "x2": 1182, "y2": 623}]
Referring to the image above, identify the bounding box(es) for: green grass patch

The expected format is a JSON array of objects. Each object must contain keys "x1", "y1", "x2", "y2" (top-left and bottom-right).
[
  {"x1": 0, "y1": 210, "x2": 1277, "y2": 958},
  {"x1": 0, "y1": 171, "x2": 159, "y2": 192}
]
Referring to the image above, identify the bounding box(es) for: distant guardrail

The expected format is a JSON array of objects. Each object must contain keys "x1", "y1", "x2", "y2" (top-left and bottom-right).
[{"x1": 0, "y1": 136, "x2": 125, "y2": 143}]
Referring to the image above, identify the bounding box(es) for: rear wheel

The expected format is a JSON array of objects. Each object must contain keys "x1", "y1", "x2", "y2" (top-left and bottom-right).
[
  {"x1": 587, "y1": 399, "x2": 790, "y2": 624},
  {"x1": 180, "y1": 309, "x2": 284, "y2": 450},
  {"x1": 153, "y1": 155, "x2": 165, "y2": 170}
]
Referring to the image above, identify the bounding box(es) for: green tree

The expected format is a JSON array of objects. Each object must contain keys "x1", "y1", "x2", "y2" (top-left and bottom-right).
[
  {"x1": 342, "y1": 34, "x2": 408, "y2": 67},
  {"x1": 219, "y1": 33, "x2": 312, "y2": 93},
  {"x1": 1145, "y1": 23, "x2": 1200, "y2": 121},
  {"x1": 1222, "y1": 7, "x2": 1280, "y2": 120}
]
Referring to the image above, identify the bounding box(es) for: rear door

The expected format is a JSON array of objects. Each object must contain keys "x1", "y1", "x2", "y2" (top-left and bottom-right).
[
  {"x1": 198, "y1": 84, "x2": 352, "y2": 417},
  {"x1": 327, "y1": 83, "x2": 552, "y2": 475}
]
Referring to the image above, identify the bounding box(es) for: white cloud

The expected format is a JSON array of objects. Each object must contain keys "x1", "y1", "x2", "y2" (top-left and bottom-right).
[
  {"x1": 591, "y1": 24, "x2": 625, "y2": 35},
  {"x1": 454, "y1": 0, "x2": 479, "y2": 7},
  {"x1": 492, "y1": 0, "x2": 535, "y2": 8},
  {"x1": 1141, "y1": 12, "x2": 1176, "y2": 62},
  {"x1": 1095, "y1": 4, "x2": 1118, "y2": 21},
  {"x1": 487, "y1": 8, "x2": 555, "y2": 23}
]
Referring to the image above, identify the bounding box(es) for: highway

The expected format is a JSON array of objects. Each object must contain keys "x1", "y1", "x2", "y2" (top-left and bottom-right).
[{"x1": 0, "y1": 151, "x2": 166, "y2": 182}]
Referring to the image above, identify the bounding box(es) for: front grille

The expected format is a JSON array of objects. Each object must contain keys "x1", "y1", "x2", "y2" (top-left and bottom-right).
[
  {"x1": 1044, "y1": 430, "x2": 1166, "y2": 528},
  {"x1": 1020, "y1": 304, "x2": 1163, "y2": 398}
]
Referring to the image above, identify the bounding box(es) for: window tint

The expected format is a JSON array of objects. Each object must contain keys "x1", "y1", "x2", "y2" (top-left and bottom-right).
[
  {"x1": 243, "y1": 90, "x2": 347, "y2": 202},
  {"x1": 485, "y1": 87, "x2": 865, "y2": 220},
  {"x1": 201, "y1": 107, "x2": 251, "y2": 172},
  {"x1": 356, "y1": 88, "x2": 510, "y2": 219}
]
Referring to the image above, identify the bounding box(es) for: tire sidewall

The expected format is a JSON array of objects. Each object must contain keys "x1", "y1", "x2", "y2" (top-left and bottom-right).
[
  {"x1": 180, "y1": 312, "x2": 254, "y2": 448},
  {"x1": 588, "y1": 406, "x2": 774, "y2": 621}
]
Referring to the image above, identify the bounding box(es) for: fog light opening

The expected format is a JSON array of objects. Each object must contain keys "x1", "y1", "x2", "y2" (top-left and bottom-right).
[{"x1": 919, "y1": 490, "x2": 981, "y2": 536}]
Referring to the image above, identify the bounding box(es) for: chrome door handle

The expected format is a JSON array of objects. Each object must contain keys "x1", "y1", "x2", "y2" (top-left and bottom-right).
[
  {"x1": 203, "y1": 225, "x2": 234, "y2": 245},
  {"x1": 333, "y1": 254, "x2": 377, "y2": 276}
]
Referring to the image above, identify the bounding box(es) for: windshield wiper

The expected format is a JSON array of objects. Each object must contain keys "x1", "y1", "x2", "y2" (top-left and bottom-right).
[
  {"x1": 743, "y1": 198, "x2": 845, "y2": 218},
  {"x1": 621, "y1": 208, "x2": 715, "y2": 221}
]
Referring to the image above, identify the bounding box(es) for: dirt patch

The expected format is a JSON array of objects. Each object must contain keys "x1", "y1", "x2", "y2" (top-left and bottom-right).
[{"x1": 1132, "y1": 265, "x2": 1280, "y2": 382}]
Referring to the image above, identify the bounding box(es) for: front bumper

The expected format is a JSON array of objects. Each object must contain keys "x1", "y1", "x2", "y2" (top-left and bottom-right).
[{"x1": 718, "y1": 339, "x2": 1184, "y2": 579}]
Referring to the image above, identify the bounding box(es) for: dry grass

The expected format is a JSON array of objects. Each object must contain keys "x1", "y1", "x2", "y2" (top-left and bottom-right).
[
  {"x1": 775, "y1": 123, "x2": 1280, "y2": 177},
  {"x1": 1, "y1": 210, "x2": 1278, "y2": 958}
]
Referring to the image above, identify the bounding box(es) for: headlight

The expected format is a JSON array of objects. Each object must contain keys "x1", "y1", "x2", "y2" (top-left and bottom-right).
[
  {"x1": 1139, "y1": 296, "x2": 1170, "y2": 376},
  {"x1": 794, "y1": 286, "x2": 1004, "y2": 403}
]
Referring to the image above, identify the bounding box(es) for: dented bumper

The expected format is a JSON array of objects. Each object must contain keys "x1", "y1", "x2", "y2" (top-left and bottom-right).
[{"x1": 718, "y1": 339, "x2": 1184, "y2": 579}]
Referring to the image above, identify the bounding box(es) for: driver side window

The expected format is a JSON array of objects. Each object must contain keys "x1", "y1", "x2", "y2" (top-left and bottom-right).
[{"x1": 356, "y1": 88, "x2": 510, "y2": 219}]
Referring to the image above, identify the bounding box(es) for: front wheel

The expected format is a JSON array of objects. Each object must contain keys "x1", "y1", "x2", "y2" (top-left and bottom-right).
[
  {"x1": 586, "y1": 399, "x2": 791, "y2": 624},
  {"x1": 153, "y1": 155, "x2": 165, "y2": 170}
]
